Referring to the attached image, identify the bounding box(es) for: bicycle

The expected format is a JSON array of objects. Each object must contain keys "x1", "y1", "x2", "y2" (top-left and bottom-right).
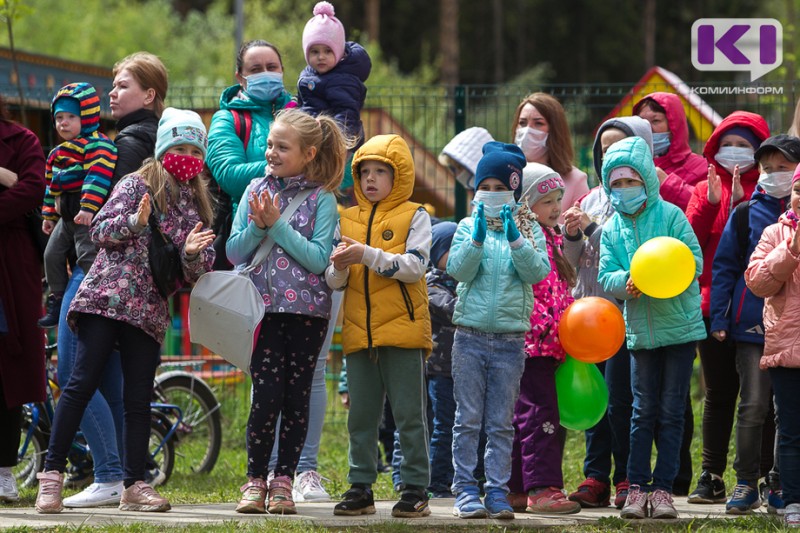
[{"x1": 14, "y1": 342, "x2": 180, "y2": 488}]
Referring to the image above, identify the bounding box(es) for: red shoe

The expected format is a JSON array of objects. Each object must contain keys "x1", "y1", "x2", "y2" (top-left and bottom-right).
[
  {"x1": 527, "y1": 487, "x2": 581, "y2": 514},
  {"x1": 507, "y1": 492, "x2": 528, "y2": 512},
  {"x1": 568, "y1": 478, "x2": 610, "y2": 508},
  {"x1": 614, "y1": 479, "x2": 630, "y2": 509}
]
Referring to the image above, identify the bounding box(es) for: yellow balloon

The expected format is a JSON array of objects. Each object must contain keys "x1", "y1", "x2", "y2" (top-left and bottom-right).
[{"x1": 630, "y1": 236, "x2": 695, "y2": 299}]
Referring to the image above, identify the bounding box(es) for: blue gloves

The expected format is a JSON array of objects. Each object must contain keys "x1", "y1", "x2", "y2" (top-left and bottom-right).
[
  {"x1": 472, "y1": 202, "x2": 487, "y2": 244},
  {"x1": 502, "y1": 204, "x2": 521, "y2": 242}
]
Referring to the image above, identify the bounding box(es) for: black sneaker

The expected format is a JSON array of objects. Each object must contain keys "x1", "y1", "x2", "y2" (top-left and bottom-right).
[
  {"x1": 333, "y1": 486, "x2": 376, "y2": 516},
  {"x1": 38, "y1": 293, "x2": 63, "y2": 328},
  {"x1": 688, "y1": 470, "x2": 727, "y2": 504},
  {"x1": 392, "y1": 486, "x2": 431, "y2": 518}
]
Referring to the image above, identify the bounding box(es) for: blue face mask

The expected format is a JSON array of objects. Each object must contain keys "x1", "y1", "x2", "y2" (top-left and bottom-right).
[
  {"x1": 651, "y1": 132, "x2": 671, "y2": 157},
  {"x1": 610, "y1": 185, "x2": 647, "y2": 215},
  {"x1": 245, "y1": 71, "x2": 285, "y2": 103}
]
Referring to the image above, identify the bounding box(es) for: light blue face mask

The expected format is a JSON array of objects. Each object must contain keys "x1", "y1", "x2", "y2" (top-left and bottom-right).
[
  {"x1": 472, "y1": 190, "x2": 516, "y2": 217},
  {"x1": 245, "y1": 71, "x2": 285, "y2": 104},
  {"x1": 651, "y1": 132, "x2": 671, "y2": 157},
  {"x1": 610, "y1": 185, "x2": 647, "y2": 215}
]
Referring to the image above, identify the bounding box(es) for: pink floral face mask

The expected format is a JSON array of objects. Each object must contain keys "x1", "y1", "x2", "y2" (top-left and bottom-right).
[{"x1": 162, "y1": 153, "x2": 204, "y2": 182}]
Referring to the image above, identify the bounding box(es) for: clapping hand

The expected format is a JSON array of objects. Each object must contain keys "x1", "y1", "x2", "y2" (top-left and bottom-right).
[
  {"x1": 791, "y1": 222, "x2": 800, "y2": 256},
  {"x1": 330, "y1": 236, "x2": 365, "y2": 270},
  {"x1": 472, "y1": 202, "x2": 487, "y2": 244},
  {"x1": 707, "y1": 164, "x2": 721, "y2": 205},
  {"x1": 731, "y1": 165, "x2": 744, "y2": 204},
  {"x1": 136, "y1": 193, "x2": 152, "y2": 227},
  {"x1": 248, "y1": 190, "x2": 281, "y2": 229},
  {"x1": 184, "y1": 222, "x2": 215, "y2": 256},
  {"x1": 501, "y1": 204, "x2": 520, "y2": 242}
]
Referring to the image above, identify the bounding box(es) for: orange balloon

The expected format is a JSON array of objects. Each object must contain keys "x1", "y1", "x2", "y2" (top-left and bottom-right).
[{"x1": 558, "y1": 297, "x2": 626, "y2": 363}]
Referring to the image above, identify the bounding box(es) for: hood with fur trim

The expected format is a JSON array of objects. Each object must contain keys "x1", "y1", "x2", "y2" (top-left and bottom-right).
[
  {"x1": 351, "y1": 134, "x2": 415, "y2": 211},
  {"x1": 51, "y1": 82, "x2": 100, "y2": 136}
]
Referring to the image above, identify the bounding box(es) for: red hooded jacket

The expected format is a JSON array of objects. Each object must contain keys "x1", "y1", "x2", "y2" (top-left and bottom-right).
[
  {"x1": 687, "y1": 110, "x2": 770, "y2": 316},
  {"x1": 633, "y1": 92, "x2": 708, "y2": 211}
]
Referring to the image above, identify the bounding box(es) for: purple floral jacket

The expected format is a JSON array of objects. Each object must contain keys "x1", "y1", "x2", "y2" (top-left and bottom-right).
[
  {"x1": 524, "y1": 226, "x2": 574, "y2": 362},
  {"x1": 68, "y1": 174, "x2": 214, "y2": 343}
]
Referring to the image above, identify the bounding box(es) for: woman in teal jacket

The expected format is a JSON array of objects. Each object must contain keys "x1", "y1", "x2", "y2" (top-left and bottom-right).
[
  {"x1": 598, "y1": 136, "x2": 705, "y2": 520},
  {"x1": 206, "y1": 40, "x2": 294, "y2": 211}
]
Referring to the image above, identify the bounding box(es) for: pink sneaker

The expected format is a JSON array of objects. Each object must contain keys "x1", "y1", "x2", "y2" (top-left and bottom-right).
[
  {"x1": 35, "y1": 471, "x2": 64, "y2": 514},
  {"x1": 236, "y1": 478, "x2": 267, "y2": 514},
  {"x1": 119, "y1": 481, "x2": 171, "y2": 512},
  {"x1": 268, "y1": 475, "x2": 296, "y2": 514},
  {"x1": 526, "y1": 487, "x2": 581, "y2": 514}
]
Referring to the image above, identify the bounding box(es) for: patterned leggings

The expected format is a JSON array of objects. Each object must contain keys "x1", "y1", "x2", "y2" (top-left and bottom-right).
[{"x1": 246, "y1": 313, "x2": 327, "y2": 479}]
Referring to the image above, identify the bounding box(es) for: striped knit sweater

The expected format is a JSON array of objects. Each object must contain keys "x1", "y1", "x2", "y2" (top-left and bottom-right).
[{"x1": 42, "y1": 83, "x2": 117, "y2": 220}]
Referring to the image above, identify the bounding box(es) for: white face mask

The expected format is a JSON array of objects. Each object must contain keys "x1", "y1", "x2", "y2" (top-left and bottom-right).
[
  {"x1": 514, "y1": 126, "x2": 548, "y2": 161},
  {"x1": 472, "y1": 190, "x2": 516, "y2": 217},
  {"x1": 758, "y1": 171, "x2": 795, "y2": 198},
  {"x1": 714, "y1": 146, "x2": 755, "y2": 174}
]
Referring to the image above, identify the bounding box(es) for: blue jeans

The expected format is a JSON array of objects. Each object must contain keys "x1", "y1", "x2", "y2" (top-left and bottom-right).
[
  {"x1": 57, "y1": 268, "x2": 124, "y2": 484},
  {"x1": 627, "y1": 341, "x2": 695, "y2": 492},
  {"x1": 583, "y1": 344, "x2": 632, "y2": 486},
  {"x1": 770, "y1": 367, "x2": 800, "y2": 505},
  {"x1": 451, "y1": 327, "x2": 525, "y2": 495},
  {"x1": 733, "y1": 342, "x2": 773, "y2": 482},
  {"x1": 268, "y1": 290, "x2": 341, "y2": 474},
  {"x1": 428, "y1": 374, "x2": 456, "y2": 493}
]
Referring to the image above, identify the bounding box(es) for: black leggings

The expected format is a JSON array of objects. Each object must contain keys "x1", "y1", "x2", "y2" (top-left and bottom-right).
[
  {"x1": 246, "y1": 313, "x2": 327, "y2": 480},
  {"x1": 0, "y1": 378, "x2": 22, "y2": 467}
]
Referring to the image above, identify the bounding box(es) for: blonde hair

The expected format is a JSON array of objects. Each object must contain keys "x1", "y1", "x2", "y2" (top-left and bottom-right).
[
  {"x1": 272, "y1": 108, "x2": 352, "y2": 191},
  {"x1": 138, "y1": 158, "x2": 214, "y2": 227},
  {"x1": 512, "y1": 93, "x2": 575, "y2": 176},
  {"x1": 113, "y1": 52, "x2": 169, "y2": 118},
  {"x1": 790, "y1": 97, "x2": 800, "y2": 137}
]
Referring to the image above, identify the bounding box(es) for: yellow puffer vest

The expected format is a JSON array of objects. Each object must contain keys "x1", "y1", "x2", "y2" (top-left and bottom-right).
[{"x1": 340, "y1": 134, "x2": 432, "y2": 356}]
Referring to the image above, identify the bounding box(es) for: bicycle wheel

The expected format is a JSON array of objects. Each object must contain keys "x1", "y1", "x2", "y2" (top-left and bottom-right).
[
  {"x1": 15, "y1": 416, "x2": 47, "y2": 488},
  {"x1": 149, "y1": 412, "x2": 175, "y2": 485},
  {"x1": 153, "y1": 372, "x2": 222, "y2": 474}
]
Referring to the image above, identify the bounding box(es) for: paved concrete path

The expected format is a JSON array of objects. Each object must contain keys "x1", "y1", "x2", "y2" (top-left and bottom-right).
[{"x1": 0, "y1": 497, "x2": 758, "y2": 529}]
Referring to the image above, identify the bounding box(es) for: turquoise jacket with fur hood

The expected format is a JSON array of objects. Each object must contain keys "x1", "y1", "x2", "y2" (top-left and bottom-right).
[{"x1": 598, "y1": 137, "x2": 705, "y2": 350}]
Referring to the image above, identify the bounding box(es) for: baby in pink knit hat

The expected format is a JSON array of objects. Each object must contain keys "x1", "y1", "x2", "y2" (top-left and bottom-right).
[{"x1": 298, "y1": 1, "x2": 372, "y2": 151}]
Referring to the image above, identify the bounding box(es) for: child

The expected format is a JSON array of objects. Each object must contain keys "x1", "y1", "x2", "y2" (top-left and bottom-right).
[
  {"x1": 39, "y1": 83, "x2": 118, "y2": 327},
  {"x1": 745, "y1": 166, "x2": 800, "y2": 529},
  {"x1": 712, "y1": 134, "x2": 800, "y2": 513},
  {"x1": 686, "y1": 112, "x2": 770, "y2": 507},
  {"x1": 35, "y1": 108, "x2": 216, "y2": 514},
  {"x1": 507, "y1": 162, "x2": 579, "y2": 514},
  {"x1": 563, "y1": 116, "x2": 653, "y2": 510},
  {"x1": 299, "y1": 1, "x2": 371, "y2": 147},
  {"x1": 325, "y1": 133, "x2": 433, "y2": 518},
  {"x1": 439, "y1": 127, "x2": 494, "y2": 190},
  {"x1": 598, "y1": 136, "x2": 705, "y2": 520},
  {"x1": 426, "y1": 221, "x2": 459, "y2": 497},
  {"x1": 226, "y1": 109, "x2": 346, "y2": 515},
  {"x1": 448, "y1": 142, "x2": 551, "y2": 519}
]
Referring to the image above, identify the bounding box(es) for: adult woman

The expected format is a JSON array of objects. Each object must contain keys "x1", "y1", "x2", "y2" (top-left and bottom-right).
[
  {"x1": 205, "y1": 39, "x2": 332, "y2": 503},
  {"x1": 55, "y1": 51, "x2": 169, "y2": 509},
  {"x1": 511, "y1": 93, "x2": 589, "y2": 222},
  {"x1": 0, "y1": 95, "x2": 46, "y2": 502}
]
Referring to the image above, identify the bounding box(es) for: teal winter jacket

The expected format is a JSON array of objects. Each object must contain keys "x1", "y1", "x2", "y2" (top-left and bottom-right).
[
  {"x1": 598, "y1": 136, "x2": 706, "y2": 351},
  {"x1": 206, "y1": 84, "x2": 293, "y2": 211},
  {"x1": 447, "y1": 214, "x2": 551, "y2": 333}
]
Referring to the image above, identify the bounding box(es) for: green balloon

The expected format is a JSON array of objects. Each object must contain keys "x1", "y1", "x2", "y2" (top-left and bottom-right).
[{"x1": 555, "y1": 355, "x2": 609, "y2": 431}]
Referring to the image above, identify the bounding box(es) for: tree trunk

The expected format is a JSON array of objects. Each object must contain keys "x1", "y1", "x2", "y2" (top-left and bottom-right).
[
  {"x1": 439, "y1": 0, "x2": 459, "y2": 86},
  {"x1": 492, "y1": 0, "x2": 503, "y2": 83},
  {"x1": 366, "y1": 0, "x2": 379, "y2": 43},
  {"x1": 643, "y1": 0, "x2": 656, "y2": 70},
  {"x1": 5, "y1": 14, "x2": 27, "y2": 126}
]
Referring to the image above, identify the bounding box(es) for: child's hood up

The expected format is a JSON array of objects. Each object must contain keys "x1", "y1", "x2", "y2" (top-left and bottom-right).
[
  {"x1": 601, "y1": 136, "x2": 661, "y2": 211},
  {"x1": 592, "y1": 116, "x2": 654, "y2": 178},
  {"x1": 351, "y1": 133, "x2": 415, "y2": 211},
  {"x1": 51, "y1": 82, "x2": 101, "y2": 136}
]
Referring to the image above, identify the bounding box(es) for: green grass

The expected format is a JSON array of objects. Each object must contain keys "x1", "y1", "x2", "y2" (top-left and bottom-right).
[{"x1": 3, "y1": 366, "x2": 783, "y2": 531}]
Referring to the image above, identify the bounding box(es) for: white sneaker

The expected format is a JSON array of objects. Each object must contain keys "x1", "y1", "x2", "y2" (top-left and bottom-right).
[
  {"x1": 292, "y1": 470, "x2": 330, "y2": 502},
  {"x1": 145, "y1": 468, "x2": 166, "y2": 488},
  {"x1": 63, "y1": 481, "x2": 124, "y2": 508},
  {"x1": 0, "y1": 467, "x2": 19, "y2": 503}
]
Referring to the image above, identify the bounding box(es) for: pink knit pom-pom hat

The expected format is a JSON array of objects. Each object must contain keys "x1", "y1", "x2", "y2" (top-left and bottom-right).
[{"x1": 302, "y1": 1, "x2": 346, "y2": 65}]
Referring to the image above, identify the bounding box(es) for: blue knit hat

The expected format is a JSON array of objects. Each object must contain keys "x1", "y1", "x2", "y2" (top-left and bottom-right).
[
  {"x1": 430, "y1": 221, "x2": 457, "y2": 268},
  {"x1": 155, "y1": 107, "x2": 208, "y2": 160},
  {"x1": 473, "y1": 141, "x2": 526, "y2": 200},
  {"x1": 53, "y1": 96, "x2": 80, "y2": 117}
]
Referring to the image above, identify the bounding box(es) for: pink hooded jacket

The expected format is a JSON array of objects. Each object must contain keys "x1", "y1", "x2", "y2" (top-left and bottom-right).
[
  {"x1": 525, "y1": 226, "x2": 574, "y2": 361},
  {"x1": 633, "y1": 92, "x2": 708, "y2": 212},
  {"x1": 745, "y1": 213, "x2": 800, "y2": 369}
]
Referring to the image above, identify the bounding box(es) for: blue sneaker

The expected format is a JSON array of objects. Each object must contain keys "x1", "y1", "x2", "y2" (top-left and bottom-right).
[
  {"x1": 768, "y1": 489, "x2": 785, "y2": 515},
  {"x1": 726, "y1": 482, "x2": 761, "y2": 514},
  {"x1": 453, "y1": 486, "x2": 488, "y2": 519},
  {"x1": 484, "y1": 489, "x2": 514, "y2": 519}
]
